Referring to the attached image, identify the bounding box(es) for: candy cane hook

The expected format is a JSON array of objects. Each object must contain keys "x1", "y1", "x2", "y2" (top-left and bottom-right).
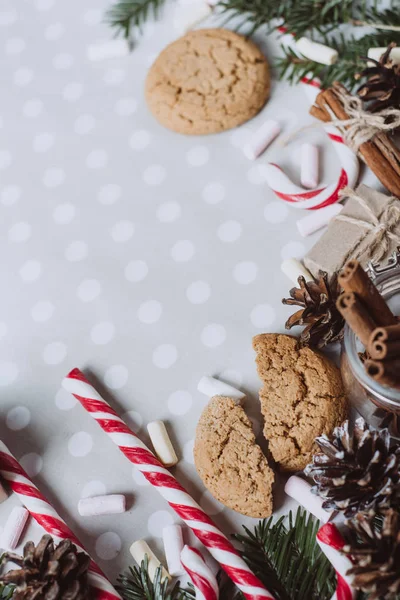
[{"x1": 262, "y1": 32, "x2": 360, "y2": 210}]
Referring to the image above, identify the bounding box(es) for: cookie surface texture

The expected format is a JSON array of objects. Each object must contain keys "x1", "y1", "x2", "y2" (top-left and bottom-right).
[
  {"x1": 253, "y1": 333, "x2": 348, "y2": 472},
  {"x1": 194, "y1": 396, "x2": 274, "y2": 518},
  {"x1": 145, "y1": 28, "x2": 270, "y2": 135}
]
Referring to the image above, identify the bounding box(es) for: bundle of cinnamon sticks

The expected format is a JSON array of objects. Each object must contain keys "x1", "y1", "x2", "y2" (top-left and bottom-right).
[
  {"x1": 336, "y1": 260, "x2": 400, "y2": 388},
  {"x1": 310, "y1": 82, "x2": 400, "y2": 198}
]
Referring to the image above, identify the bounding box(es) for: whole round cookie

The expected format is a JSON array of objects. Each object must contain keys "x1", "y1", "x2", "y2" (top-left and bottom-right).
[
  {"x1": 253, "y1": 333, "x2": 348, "y2": 472},
  {"x1": 145, "y1": 28, "x2": 270, "y2": 135},
  {"x1": 194, "y1": 396, "x2": 274, "y2": 518}
]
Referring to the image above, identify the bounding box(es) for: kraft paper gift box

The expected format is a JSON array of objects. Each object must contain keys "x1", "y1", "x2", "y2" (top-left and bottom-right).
[{"x1": 304, "y1": 184, "x2": 400, "y2": 278}]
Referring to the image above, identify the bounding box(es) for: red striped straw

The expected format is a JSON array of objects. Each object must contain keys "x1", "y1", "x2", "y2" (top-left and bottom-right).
[
  {"x1": 0, "y1": 440, "x2": 121, "y2": 600},
  {"x1": 63, "y1": 368, "x2": 275, "y2": 600},
  {"x1": 181, "y1": 545, "x2": 219, "y2": 600}
]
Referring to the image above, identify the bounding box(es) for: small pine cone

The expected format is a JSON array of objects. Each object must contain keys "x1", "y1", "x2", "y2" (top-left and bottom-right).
[
  {"x1": 304, "y1": 418, "x2": 400, "y2": 517},
  {"x1": 282, "y1": 271, "x2": 344, "y2": 349},
  {"x1": 0, "y1": 534, "x2": 90, "y2": 599},
  {"x1": 343, "y1": 509, "x2": 400, "y2": 599}
]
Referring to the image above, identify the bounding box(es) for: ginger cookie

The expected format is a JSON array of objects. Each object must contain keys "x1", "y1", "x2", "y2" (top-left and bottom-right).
[
  {"x1": 194, "y1": 396, "x2": 274, "y2": 518},
  {"x1": 145, "y1": 28, "x2": 270, "y2": 135},
  {"x1": 253, "y1": 333, "x2": 348, "y2": 472}
]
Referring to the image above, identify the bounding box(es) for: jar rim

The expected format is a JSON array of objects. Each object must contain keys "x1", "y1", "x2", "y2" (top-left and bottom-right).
[{"x1": 343, "y1": 324, "x2": 400, "y2": 406}]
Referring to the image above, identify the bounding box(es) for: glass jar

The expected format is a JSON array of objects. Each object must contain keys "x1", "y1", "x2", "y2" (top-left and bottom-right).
[{"x1": 340, "y1": 249, "x2": 400, "y2": 434}]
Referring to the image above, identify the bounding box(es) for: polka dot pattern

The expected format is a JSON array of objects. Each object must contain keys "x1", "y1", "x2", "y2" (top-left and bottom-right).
[
  {"x1": 1, "y1": 4, "x2": 309, "y2": 577},
  {"x1": 68, "y1": 432, "x2": 93, "y2": 457},
  {"x1": 6, "y1": 406, "x2": 30, "y2": 430}
]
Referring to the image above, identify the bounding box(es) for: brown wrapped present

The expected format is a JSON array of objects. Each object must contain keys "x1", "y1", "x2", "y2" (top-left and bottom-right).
[{"x1": 304, "y1": 184, "x2": 400, "y2": 278}]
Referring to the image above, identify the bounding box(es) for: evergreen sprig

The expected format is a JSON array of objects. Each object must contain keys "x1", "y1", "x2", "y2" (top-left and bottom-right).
[
  {"x1": 104, "y1": 0, "x2": 167, "y2": 44},
  {"x1": 0, "y1": 585, "x2": 14, "y2": 600},
  {"x1": 277, "y1": 30, "x2": 400, "y2": 90},
  {"x1": 117, "y1": 555, "x2": 194, "y2": 600},
  {"x1": 233, "y1": 508, "x2": 336, "y2": 600},
  {"x1": 117, "y1": 510, "x2": 336, "y2": 600}
]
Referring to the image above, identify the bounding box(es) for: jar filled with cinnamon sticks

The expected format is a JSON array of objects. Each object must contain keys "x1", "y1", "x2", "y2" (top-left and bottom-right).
[{"x1": 338, "y1": 251, "x2": 400, "y2": 435}]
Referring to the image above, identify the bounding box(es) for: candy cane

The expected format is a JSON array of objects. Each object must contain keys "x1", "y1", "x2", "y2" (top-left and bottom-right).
[
  {"x1": 0, "y1": 440, "x2": 121, "y2": 600},
  {"x1": 262, "y1": 32, "x2": 360, "y2": 210},
  {"x1": 316, "y1": 523, "x2": 357, "y2": 600},
  {"x1": 181, "y1": 546, "x2": 219, "y2": 600},
  {"x1": 62, "y1": 368, "x2": 274, "y2": 600},
  {"x1": 261, "y1": 125, "x2": 359, "y2": 210}
]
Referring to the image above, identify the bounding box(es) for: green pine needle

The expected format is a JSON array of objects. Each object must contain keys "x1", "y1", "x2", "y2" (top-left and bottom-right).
[
  {"x1": 104, "y1": 0, "x2": 167, "y2": 43},
  {"x1": 117, "y1": 510, "x2": 336, "y2": 600},
  {"x1": 117, "y1": 556, "x2": 194, "y2": 600},
  {"x1": 276, "y1": 30, "x2": 400, "y2": 90},
  {"x1": 233, "y1": 508, "x2": 336, "y2": 600},
  {"x1": 0, "y1": 585, "x2": 14, "y2": 600}
]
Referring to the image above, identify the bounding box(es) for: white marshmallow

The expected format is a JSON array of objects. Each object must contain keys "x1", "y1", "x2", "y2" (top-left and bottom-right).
[
  {"x1": 2, "y1": 506, "x2": 29, "y2": 549},
  {"x1": 78, "y1": 494, "x2": 126, "y2": 517},
  {"x1": 300, "y1": 143, "x2": 319, "y2": 189},
  {"x1": 281, "y1": 258, "x2": 312, "y2": 285},
  {"x1": 285, "y1": 476, "x2": 333, "y2": 523},
  {"x1": 368, "y1": 46, "x2": 400, "y2": 65},
  {"x1": 243, "y1": 120, "x2": 280, "y2": 160},
  {"x1": 130, "y1": 540, "x2": 170, "y2": 581},
  {"x1": 87, "y1": 40, "x2": 129, "y2": 62},
  {"x1": 174, "y1": 3, "x2": 212, "y2": 34},
  {"x1": 147, "y1": 421, "x2": 178, "y2": 467},
  {"x1": 296, "y1": 38, "x2": 338, "y2": 66},
  {"x1": 197, "y1": 376, "x2": 245, "y2": 403},
  {"x1": 297, "y1": 203, "x2": 343, "y2": 237},
  {"x1": 163, "y1": 524, "x2": 185, "y2": 576}
]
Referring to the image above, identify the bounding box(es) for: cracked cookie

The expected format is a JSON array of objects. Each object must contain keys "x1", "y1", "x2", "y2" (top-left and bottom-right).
[
  {"x1": 194, "y1": 395, "x2": 274, "y2": 518},
  {"x1": 253, "y1": 333, "x2": 348, "y2": 472},
  {"x1": 145, "y1": 28, "x2": 270, "y2": 135}
]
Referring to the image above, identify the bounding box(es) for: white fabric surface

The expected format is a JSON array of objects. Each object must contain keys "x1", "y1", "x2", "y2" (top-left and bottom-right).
[{"x1": 0, "y1": 0, "x2": 374, "y2": 582}]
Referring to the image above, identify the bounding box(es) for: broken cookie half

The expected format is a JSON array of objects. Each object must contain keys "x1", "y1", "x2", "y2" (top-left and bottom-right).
[
  {"x1": 253, "y1": 333, "x2": 348, "y2": 472},
  {"x1": 194, "y1": 395, "x2": 274, "y2": 518}
]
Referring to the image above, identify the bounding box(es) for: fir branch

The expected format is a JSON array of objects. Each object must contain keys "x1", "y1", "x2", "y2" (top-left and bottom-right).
[
  {"x1": 0, "y1": 585, "x2": 14, "y2": 600},
  {"x1": 117, "y1": 556, "x2": 193, "y2": 600},
  {"x1": 217, "y1": 0, "x2": 368, "y2": 39},
  {"x1": 276, "y1": 31, "x2": 400, "y2": 90},
  {"x1": 355, "y1": 7, "x2": 400, "y2": 32},
  {"x1": 233, "y1": 508, "x2": 336, "y2": 600},
  {"x1": 104, "y1": 0, "x2": 167, "y2": 43}
]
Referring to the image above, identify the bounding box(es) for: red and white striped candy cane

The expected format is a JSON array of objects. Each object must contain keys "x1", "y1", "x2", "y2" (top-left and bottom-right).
[
  {"x1": 62, "y1": 368, "x2": 274, "y2": 600},
  {"x1": 262, "y1": 31, "x2": 360, "y2": 210},
  {"x1": 317, "y1": 523, "x2": 357, "y2": 600},
  {"x1": 181, "y1": 546, "x2": 219, "y2": 600},
  {"x1": 0, "y1": 440, "x2": 121, "y2": 600}
]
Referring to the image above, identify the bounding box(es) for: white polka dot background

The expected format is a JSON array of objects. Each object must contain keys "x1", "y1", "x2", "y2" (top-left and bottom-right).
[{"x1": 0, "y1": 0, "x2": 335, "y2": 583}]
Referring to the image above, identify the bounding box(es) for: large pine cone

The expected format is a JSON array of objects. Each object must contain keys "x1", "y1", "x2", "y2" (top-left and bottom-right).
[
  {"x1": 304, "y1": 418, "x2": 400, "y2": 517},
  {"x1": 0, "y1": 535, "x2": 90, "y2": 599},
  {"x1": 344, "y1": 509, "x2": 400, "y2": 599}
]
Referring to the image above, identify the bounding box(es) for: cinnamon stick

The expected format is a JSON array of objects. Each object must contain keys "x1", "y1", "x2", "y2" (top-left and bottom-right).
[
  {"x1": 311, "y1": 82, "x2": 400, "y2": 197},
  {"x1": 367, "y1": 324, "x2": 400, "y2": 359},
  {"x1": 336, "y1": 291, "x2": 376, "y2": 347},
  {"x1": 365, "y1": 358, "x2": 400, "y2": 388},
  {"x1": 338, "y1": 260, "x2": 396, "y2": 327}
]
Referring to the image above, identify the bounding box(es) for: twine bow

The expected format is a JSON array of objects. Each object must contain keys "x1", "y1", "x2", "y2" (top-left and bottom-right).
[
  {"x1": 326, "y1": 90, "x2": 400, "y2": 152},
  {"x1": 336, "y1": 187, "x2": 400, "y2": 262}
]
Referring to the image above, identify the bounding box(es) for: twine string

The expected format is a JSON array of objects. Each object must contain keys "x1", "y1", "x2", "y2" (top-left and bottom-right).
[
  {"x1": 336, "y1": 187, "x2": 400, "y2": 262},
  {"x1": 325, "y1": 90, "x2": 400, "y2": 152}
]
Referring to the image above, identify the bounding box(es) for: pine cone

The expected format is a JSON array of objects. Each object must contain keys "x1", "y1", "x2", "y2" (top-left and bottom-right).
[
  {"x1": 0, "y1": 535, "x2": 90, "y2": 599},
  {"x1": 282, "y1": 271, "x2": 344, "y2": 348},
  {"x1": 343, "y1": 509, "x2": 400, "y2": 599},
  {"x1": 357, "y1": 43, "x2": 400, "y2": 111},
  {"x1": 304, "y1": 418, "x2": 400, "y2": 517}
]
